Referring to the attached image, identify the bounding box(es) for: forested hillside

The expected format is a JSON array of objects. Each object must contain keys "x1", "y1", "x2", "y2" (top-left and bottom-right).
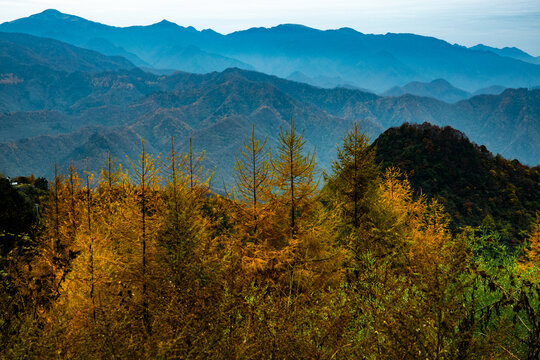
[
  {"x1": 1, "y1": 122, "x2": 539, "y2": 359},
  {"x1": 374, "y1": 123, "x2": 540, "y2": 242}
]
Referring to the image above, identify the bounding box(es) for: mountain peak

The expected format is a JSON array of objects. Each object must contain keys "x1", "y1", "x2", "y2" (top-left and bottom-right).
[
  {"x1": 273, "y1": 24, "x2": 318, "y2": 32},
  {"x1": 470, "y1": 44, "x2": 538, "y2": 64},
  {"x1": 382, "y1": 78, "x2": 470, "y2": 103},
  {"x1": 152, "y1": 19, "x2": 179, "y2": 28},
  {"x1": 430, "y1": 78, "x2": 452, "y2": 86},
  {"x1": 276, "y1": 24, "x2": 309, "y2": 29},
  {"x1": 39, "y1": 9, "x2": 62, "y2": 16},
  {"x1": 30, "y1": 9, "x2": 79, "y2": 21},
  {"x1": 335, "y1": 27, "x2": 362, "y2": 34},
  {"x1": 472, "y1": 44, "x2": 530, "y2": 56},
  {"x1": 221, "y1": 67, "x2": 245, "y2": 75}
]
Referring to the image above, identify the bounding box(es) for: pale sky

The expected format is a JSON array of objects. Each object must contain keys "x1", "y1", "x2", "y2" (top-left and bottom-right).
[{"x1": 1, "y1": 0, "x2": 539, "y2": 56}]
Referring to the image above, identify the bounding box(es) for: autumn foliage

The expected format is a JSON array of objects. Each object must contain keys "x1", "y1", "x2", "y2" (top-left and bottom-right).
[{"x1": 1, "y1": 122, "x2": 539, "y2": 359}]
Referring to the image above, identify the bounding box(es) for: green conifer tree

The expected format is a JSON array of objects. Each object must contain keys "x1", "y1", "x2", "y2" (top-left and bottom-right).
[
  {"x1": 233, "y1": 124, "x2": 271, "y2": 236},
  {"x1": 271, "y1": 119, "x2": 318, "y2": 239},
  {"x1": 327, "y1": 121, "x2": 379, "y2": 229}
]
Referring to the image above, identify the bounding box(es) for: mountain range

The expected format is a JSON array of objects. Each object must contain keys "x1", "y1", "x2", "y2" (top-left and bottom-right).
[
  {"x1": 0, "y1": 30, "x2": 538, "y2": 185},
  {"x1": 469, "y1": 44, "x2": 540, "y2": 65},
  {"x1": 2, "y1": 9, "x2": 540, "y2": 92},
  {"x1": 382, "y1": 79, "x2": 508, "y2": 103}
]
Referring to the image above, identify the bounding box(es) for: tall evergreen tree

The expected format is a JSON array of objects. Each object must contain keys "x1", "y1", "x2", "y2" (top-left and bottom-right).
[
  {"x1": 327, "y1": 121, "x2": 379, "y2": 229},
  {"x1": 160, "y1": 136, "x2": 208, "y2": 271},
  {"x1": 179, "y1": 137, "x2": 213, "y2": 197},
  {"x1": 233, "y1": 124, "x2": 271, "y2": 236},
  {"x1": 271, "y1": 119, "x2": 318, "y2": 238},
  {"x1": 84, "y1": 158, "x2": 96, "y2": 322},
  {"x1": 127, "y1": 139, "x2": 161, "y2": 333}
]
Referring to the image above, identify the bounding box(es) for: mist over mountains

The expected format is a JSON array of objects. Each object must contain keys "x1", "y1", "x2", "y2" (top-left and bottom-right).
[
  {"x1": 0, "y1": 10, "x2": 539, "y2": 184},
  {"x1": 0, "y1": 28, "x2": 538, "y2": 184},
  {"x1": 469, "y1": 44, "x2": 540, "y2": 65},
  {"x1": 2, "y1": 9, "x2": 540, "y2": 92},
  {"x1": 382, "y1": 79, "x2": 472, "y2": 103}
]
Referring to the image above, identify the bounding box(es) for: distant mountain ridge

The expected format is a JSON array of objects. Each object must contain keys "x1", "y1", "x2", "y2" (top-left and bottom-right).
[
  {"x1": 470, "y1": 44, "x2": 540, "y2": 65},
  {"x1": 382, "y1": 79, "x2": 471, "y2": 103},
  {"x1": 0, "y1": 31, "x2": 134, "y2": 74},
  {"x1": 0, "y1": 10, "x2": 252, "y2": 75},
  {"x1": 0, "y1": 32, "x2": 538, "y2": 184},
  {"x1": 382, "y1": 79, "x2": 507, "y2": 103},
  {"x1": 2, "y1": 9, "x2": 540, "y2": 91}
]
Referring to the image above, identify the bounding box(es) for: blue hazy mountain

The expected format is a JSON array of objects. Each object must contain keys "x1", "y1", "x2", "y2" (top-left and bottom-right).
[
  {"x1": 2, "y1": 9, "x2": 540, "y2": 92},
  {"x1": 286, "y1": 71, "x2": 371, "y2": 91},
  {"x1": 470, "y1": 44, "x2": 540, "y2": 65},
  {"x1": 0, "y1": 29, "x2": 538, "y2": 185},
  {"x1": 382, "y1": 79, "x2": 511, "y2": 103},
  {"x1": 471, "y1": 85, "x2": 507, "y2": 97},
  {"x1": 82, "y1": 37, "x2": 149, "y2": 67},
  {"x1": 1, "y1": 32, "x2": 539, "y2": 181},
  {"x1": 0, "y1": 31, "x2": 134, "y2": 74},
  {"x1": 0, "y1": 10, "x2": 252, "y2": 74},
  {"x1": 382, "y1": 79, "x2": 471, "y2": 103}
]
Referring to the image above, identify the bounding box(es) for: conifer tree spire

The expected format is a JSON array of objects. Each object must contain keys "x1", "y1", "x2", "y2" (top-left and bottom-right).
[
  {"x1": 328, "y1": 121, "x2": 378, "y2": 229},
  {"x1": 272, "y1": 118, "x2": 318, "y2": 238},
  {"x1": 233, "y1": 124, "x2": 271, "y2": 236}
]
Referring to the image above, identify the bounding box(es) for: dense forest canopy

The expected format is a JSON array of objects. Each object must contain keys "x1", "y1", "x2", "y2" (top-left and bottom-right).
[
  {"x1": 374, "y1": 122, "x2": 540, "y2": 243},
  {"x1": 0, "y1": 121, "x2": 539, "y2": 359}
]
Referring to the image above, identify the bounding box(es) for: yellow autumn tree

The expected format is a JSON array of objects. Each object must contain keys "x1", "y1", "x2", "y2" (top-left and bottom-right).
[
  {"x1": 33, "y1": 163, "x2": 82, "y2": 307},
  {"x1": 126, "y1": 139, "x2": 162, "y2": 334},
  {"x1": 15, "y1": 163, "x2": 86, "y2": 357},
  {"x1": 233, "y1": 124, "x2": 272, "y2": 240},
  {"x1": 520, "y1": 212, "x2": 540, "y2": 273},
  {"x1": 270, "y1": 118, "x2": 318, "y2": 241},
  {"x1": 360, "y1": 167, "x2": 490, "y2": 359}
]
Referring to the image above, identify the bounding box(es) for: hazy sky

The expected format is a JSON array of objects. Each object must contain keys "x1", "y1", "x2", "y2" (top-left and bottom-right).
[{"x1": 1, "y1": 0, "x2": 539, "y2": 56}]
